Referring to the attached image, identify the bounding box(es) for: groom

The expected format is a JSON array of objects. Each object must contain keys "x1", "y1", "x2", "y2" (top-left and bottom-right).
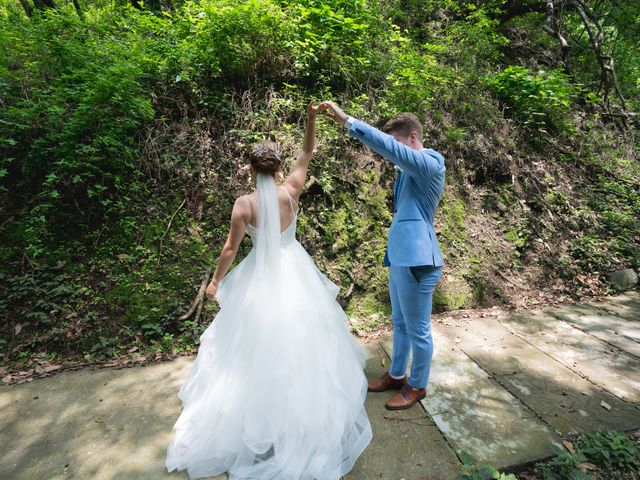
[{"x1": 322, "y1": 101, "x2": 445, "y2": 410}]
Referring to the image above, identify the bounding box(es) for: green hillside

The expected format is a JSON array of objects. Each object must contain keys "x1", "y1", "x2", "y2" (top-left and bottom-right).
[{"x1": 1, "y1": 0, "x2": 638, "y2": 366}]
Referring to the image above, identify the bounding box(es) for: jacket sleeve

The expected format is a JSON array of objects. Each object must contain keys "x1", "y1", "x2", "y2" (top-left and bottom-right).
[{"x1": 348, "y1": 119, "x2": 444, "y2": 179}]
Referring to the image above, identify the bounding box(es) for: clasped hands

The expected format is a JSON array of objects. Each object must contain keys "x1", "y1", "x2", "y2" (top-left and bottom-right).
[{"x1": 308, "y1": 100, "x2": 348, "y2": 125}]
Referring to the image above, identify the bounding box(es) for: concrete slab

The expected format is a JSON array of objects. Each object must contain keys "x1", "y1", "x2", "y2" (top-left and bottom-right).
[
  {"x1": 380, "y1": 332, "x2": 562, "y2": 471},
  {"x1": 0, "y1": 356, "x2": 224, "y2": 480},
  {"x1": 2, "y1": 292, "x2": 637, "y2": 479},
  {"x1": 500, "y1": 310, "x2": 640, "y2": 402},
  {"x1": 442, "y1": 317, "x2": 640, "y2": 435},
  {"x1": 0, "y1": 342, "x2": 462, "y2": 480},
  {"x1": 347, "y1": 343, "x2": 461, "y2": 480},
  {"x1": 550, "y1": 304, "x2": 640, "y2": 358},
  {"x1": 585, "y1": 291, "x2": 640, "y2": 320}
]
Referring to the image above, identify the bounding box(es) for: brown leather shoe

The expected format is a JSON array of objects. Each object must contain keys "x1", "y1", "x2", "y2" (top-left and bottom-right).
[
  {"x1": 385, "y1": 384, "x2": 426, "y2": 410},
  {"x1": 367, "y1": 372, "x2": 407, "y2": 392}
]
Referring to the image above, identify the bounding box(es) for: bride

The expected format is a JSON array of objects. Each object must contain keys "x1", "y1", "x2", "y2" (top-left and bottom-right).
[{"x1": 165, "y1": 101, "x2": 372, "y2": 479}]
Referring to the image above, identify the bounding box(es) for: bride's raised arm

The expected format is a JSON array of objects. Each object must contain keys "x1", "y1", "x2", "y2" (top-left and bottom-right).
[{"x1": 283, "y1": 100, "x2": 328, "y2": 201}]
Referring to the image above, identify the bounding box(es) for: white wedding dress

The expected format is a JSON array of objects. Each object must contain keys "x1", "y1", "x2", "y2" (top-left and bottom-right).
[{"x1": 166, "y1": 173, "x2": 372, "y2": 480}]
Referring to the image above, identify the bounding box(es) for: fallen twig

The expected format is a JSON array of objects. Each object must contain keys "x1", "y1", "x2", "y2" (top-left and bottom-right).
[{"x1": 158, "y1": 197, "x2": 187, "y2": 266}]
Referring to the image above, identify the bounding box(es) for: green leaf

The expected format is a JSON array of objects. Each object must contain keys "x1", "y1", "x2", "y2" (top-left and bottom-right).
[{"x1": 460, "y1": 450, "x2": 477, "y2": 466}]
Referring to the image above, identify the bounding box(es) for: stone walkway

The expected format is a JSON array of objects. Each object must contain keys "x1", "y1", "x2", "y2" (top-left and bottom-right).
[
  {"x1": 1, "y1": 292, "x2": 638, "y2": 479},
  {"x1": 367, "y1": 291, "x2": 640, "y2": 475}
]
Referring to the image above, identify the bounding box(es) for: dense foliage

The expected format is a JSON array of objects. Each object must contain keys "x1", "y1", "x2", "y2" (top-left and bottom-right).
[{"x1": 1, "y1": 0, "x2": 638, "y2": 365}]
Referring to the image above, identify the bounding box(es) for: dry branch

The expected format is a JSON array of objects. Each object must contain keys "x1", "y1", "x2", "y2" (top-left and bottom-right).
[
  {"x1": 178, "y1": 266, "x2": 212, "y2": 322},
  {"x1": 158, "y1": 197, "x2": 187, "y2": 265}
]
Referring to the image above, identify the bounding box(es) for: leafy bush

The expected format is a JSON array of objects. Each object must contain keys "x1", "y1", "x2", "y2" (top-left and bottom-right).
[
  {"x1": 0, "y1": 6, "x2": 155, "y2": 260},
  {"x1": 540, "y1": 444, "x2": 593, "y2": 480},
  {"x1": 576, "y1": 429, "x2": 640, "y2": 471},
  {"x1": 539, "y1": 431, "x2": 640, "y2": 480},
  {"x1": 487, "y1": 66, "x2": 579, "y2": 134},
  {"x1": 282, "y1": 0, "x2": 387, "y2": 87},
  {"x1": 175, "y1": 0, "x2": 293, "y2": 87},
  {"x1": 384, "y1": 28, "x2": 446, "y2": 114}
]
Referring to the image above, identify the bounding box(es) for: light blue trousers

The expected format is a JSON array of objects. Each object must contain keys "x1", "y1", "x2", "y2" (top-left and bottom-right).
[{"x1": 388, "y1": 264, "x2": 443, "y2": 389}]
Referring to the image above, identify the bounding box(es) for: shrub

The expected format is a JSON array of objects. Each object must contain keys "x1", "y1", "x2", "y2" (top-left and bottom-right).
[
  {"x1": 487, "y1": 65, "x2": 579, "y2": 135},
  {"x1": 576, "y1": 429, "x2": 640, "y2": 471}
]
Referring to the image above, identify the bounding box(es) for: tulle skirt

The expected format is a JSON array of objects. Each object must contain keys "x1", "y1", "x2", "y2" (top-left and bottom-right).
[{"x1": 166, "y1": 240, "x2": 372, "y2": 479}]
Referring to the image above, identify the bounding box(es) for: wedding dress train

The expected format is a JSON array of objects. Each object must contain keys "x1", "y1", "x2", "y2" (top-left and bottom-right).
[{"x1": 166, "y1": 173, "x2": 372, "y2": 479}]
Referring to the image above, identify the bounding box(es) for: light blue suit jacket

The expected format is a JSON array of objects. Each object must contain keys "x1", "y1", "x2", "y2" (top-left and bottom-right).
[{"x1": 348, "y1": 119, "x2": 446, "y2": 267}]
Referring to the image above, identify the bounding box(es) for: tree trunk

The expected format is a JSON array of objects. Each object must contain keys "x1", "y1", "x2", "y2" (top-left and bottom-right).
[
  {"x1": 72, "y1": 0, "x2": 83, "y2": 18},
  {"x1": 18, "y1": 0, "x2": 33, "y2": 17},
  {"x1": 32, "y1": 0, "x2": 56, "y2": 10}
]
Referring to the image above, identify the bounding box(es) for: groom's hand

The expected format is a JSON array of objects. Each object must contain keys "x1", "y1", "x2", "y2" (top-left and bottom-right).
[{"x1": 319, "y1": 101, "x2": 348, "y2": 126}]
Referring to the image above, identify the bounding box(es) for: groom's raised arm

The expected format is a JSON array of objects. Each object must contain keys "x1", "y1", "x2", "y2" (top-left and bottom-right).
[
  {"x1": 319, "y1": 100, "x2": 443, "y2": 179},
  {"x1": 346, "y1": 118, "x2": 443, "y2": 179}
]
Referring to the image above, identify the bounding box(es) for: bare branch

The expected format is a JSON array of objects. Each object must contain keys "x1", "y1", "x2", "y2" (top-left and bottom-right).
[
  {"x1": 178, "y1": 266, "x2": 212, "y2": 322},
  {"x1": 544, "y1": 0, "x2": 571, "y2": 67},
  {"x1": 158, "y1": 197, "x2": 187, "y2": 266}
]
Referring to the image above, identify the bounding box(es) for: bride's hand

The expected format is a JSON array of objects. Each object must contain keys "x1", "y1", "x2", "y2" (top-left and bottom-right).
[
  {"x1": 308, "y1": 100, "x2": 329, "y2": 118},
  {"x1": 205, "y1": 279, "x2": 219, "y2": 301}
]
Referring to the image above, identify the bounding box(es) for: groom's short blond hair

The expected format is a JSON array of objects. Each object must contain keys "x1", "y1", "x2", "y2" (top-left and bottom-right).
[{"x1": 382, "y1": 113, "x2": 423, "y2": 139}]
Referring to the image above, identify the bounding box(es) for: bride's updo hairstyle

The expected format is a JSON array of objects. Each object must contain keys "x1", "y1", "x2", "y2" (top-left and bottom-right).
[{"x1": 249, "y1": 140, "x2": 281, "y2": 176}]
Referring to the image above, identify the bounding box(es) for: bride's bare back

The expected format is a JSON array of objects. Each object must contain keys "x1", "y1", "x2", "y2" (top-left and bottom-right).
[{"x1": 244, "y1": 185, "x2": 299, "y2": 232}]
